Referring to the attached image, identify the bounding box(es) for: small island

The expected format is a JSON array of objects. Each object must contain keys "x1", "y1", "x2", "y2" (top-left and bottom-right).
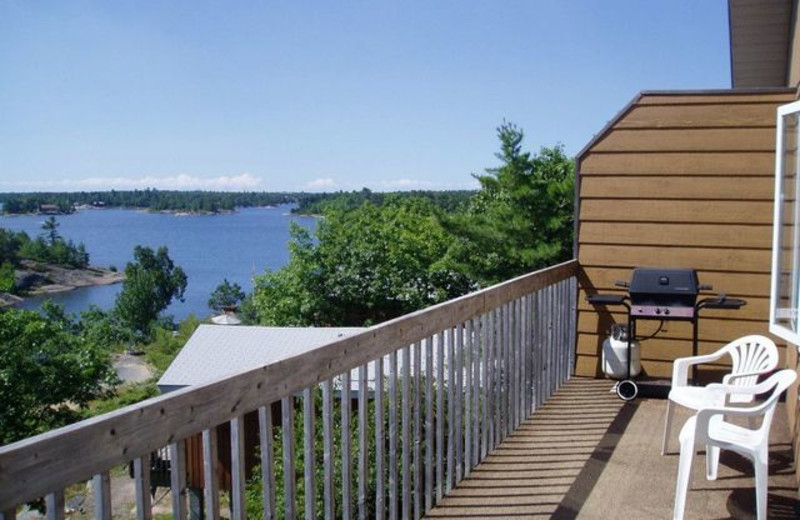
[{"x1": 0, "y1": 217, "x2": 124, "y2": 307}]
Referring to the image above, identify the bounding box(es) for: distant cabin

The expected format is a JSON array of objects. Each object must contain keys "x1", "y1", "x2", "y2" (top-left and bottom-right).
[{"x1": 38, "y1": 204, "x2": 60, "y2": 215}]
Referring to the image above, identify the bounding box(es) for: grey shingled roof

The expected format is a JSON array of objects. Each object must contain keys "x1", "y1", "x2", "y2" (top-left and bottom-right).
[{"x1": 158, "y1": 324, "x2": 365, "y2": 390}]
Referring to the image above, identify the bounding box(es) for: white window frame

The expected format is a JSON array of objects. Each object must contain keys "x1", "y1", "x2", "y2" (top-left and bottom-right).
[{"x1": 770, "y1": 99, "x2": 800, "y2": 345}]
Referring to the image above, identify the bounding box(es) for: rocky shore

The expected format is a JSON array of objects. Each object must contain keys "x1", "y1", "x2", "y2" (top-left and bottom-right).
[{"x1": 0, "y1": 260, "x2": 125, "y2": 307}]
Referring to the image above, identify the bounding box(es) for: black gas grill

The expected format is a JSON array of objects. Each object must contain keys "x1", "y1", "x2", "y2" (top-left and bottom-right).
[{"x1": 587, "y1": 267, "x2": 746, "y2": 400}]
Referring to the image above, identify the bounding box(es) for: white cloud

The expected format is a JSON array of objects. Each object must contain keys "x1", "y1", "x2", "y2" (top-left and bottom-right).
[
  {"x1": 301, "y1": 178, "x2": 336, "y2": 190},
  {"x1": 377, "y1": 178, "x2": 436, "y2": 189},
  {"x1": 0, "y1": 173, "x2": 264, "y2": 191}
]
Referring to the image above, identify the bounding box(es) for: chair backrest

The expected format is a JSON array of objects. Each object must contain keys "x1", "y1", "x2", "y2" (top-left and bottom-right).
[
  {"x1": 722, "y1": 334, "x2": 779, "y2": 387},
  {"x1": 752, "y1": 369, "x2": 798, "y2": 438}
]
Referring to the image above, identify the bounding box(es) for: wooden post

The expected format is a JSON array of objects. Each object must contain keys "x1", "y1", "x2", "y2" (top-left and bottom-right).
[
  {"x1": 170, "y1": 440, "x2": 188, "y2": 520},
  {"x1": 258, "y1": 407, "x2": 275, "y2": 520},
  {"x1": 358, "y1": 365, "x2": 368, "y2": 520},
  {"x1": 374, "y1": 358, "x2": 385, "y2": 520},
  {"x1": 304, "y1": 388, "x2": 316, "y2": 520},
  {"x1": 134, "y1": 455, "x2": 153, "y2": 520},
  {"x1": 231, "y1": 416, "x2": 246, "y2": 520},
  {"x1": 282, "y1": 397, "x2": 296, "y2": 520},
  {"x1": 436, "y1": 331, "x2": 444, "y2": 502},
  {"x1": 92, "y1": 471, "x2": 111, "y2": 520},
  {"x1": 389, "y1": 350, "x2": 398, "y2": 520},
  {"x1": 401, "y1": 345, "x2": 411, "y2": 520},
  {"x1": 45, "y1": 491, "x2": 64, "y2": 520},
  {"x1": 322, "y1": 380, "x2": 335, "y2": 520},
  {"x1": 424, "y1": 337, "x2": 434, "y2": 513},
  {"x1": 341, "y1": 372, "x2": 351, "y2": 520},
  {"x1": 413, "y1": 341, "x2": 422, "y2": 520}
]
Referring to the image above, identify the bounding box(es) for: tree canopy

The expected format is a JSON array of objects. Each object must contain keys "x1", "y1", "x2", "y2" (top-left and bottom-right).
[
  {"x1": 441, "y1": 121, "x2": 575, "y2": 287},
  {"x1": 114, "y1": 246, "x2": 187, "y2": 336},
  {"x1": 252, "y1": 198, "x2": 472, "y2": 326},
  {"x1": 208, "y1": 278, "x2": 246, "y2": 313},
  {"x1": 0, "y1": 305, "x2": 116, "y2": 445}
]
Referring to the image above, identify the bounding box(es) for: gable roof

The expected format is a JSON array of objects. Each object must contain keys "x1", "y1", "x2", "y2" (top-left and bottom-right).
[{"x1": 158, "y1": 324, "x2": 365, "y2": 390}]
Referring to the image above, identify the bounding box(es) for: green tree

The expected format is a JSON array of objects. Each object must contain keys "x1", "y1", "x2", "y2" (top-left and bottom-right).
[
  {"x1": 41, "y1": 216, "x2": 60, "y2": 246},
  {"x1": 252, "y1": 199, "x2": 471, "y2": 326},
  {"x1": 208, "y1": 278, "x2": 246, "y2": 313},
  {"x1": 114, "y1": 246, "x2": 187, "y2": 337},
  {"x1": 0, "y1": 305, "x2": 116, "y2": 444},
  {"x1": 0, "y1": 261, "x2": 15, "y2": 293},
  {"x1": 442, "y1": 122, "x2": 575, "y2": 287}
]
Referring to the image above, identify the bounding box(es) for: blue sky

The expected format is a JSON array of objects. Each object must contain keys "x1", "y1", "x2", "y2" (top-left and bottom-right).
[{"x1": 0, "y1": 1, "x2": 730, "y2": 192}]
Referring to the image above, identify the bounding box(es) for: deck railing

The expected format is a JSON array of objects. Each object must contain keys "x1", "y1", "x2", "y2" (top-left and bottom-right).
[{"x1": 0, "y1": 259, "x2": 578, "y2": 520}]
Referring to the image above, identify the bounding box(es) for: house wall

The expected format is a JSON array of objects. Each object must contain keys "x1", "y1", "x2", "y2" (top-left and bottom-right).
[{"x1": 575, "y1": 89, "x2": 795, "y2": 380}]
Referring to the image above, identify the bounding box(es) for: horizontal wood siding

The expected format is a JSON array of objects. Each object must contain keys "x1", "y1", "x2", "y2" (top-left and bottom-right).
[{"x1": 576, "y1": 90, "x2": 794, "y2": 378}]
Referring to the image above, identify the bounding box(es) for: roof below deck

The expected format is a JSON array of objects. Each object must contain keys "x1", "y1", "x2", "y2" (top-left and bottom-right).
[{"x1": 158, "y1": 324, "x2": 365, "y2": 391}]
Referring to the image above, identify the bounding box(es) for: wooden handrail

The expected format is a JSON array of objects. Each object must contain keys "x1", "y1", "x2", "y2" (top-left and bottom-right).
[{"x1": 0, "y1": 259, "x2": 577, "y2": 509}]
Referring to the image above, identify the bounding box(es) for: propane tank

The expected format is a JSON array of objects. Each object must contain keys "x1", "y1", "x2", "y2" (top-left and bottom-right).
[{"x1": 602, "y1": 324, "x2": 641, "y2": 379}]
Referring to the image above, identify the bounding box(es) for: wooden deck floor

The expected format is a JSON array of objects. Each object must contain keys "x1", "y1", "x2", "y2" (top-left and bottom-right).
[
  {"x1": 424, "y1": 377, "x2": 800, "y2": 519},
  {"x1": 424, "y1": 378, "x2": 624, "y2": 519}
]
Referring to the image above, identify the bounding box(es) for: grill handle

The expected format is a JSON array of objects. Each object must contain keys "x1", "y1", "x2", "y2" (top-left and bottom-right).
[
  {"x1": 614, "y1": 280, "x2": 630, "y2": 288},
  {"x1": 698, "y1": 283, "x2": 713, "y2": 291}
]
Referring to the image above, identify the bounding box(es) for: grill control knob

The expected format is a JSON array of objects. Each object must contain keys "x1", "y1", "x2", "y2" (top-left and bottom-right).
[
  {"x1": 655, "y1": 308, "x2": 661, "y2": 314},
  {"x1": 664, "y1": 308, "x2": 670, "y2": 316}
]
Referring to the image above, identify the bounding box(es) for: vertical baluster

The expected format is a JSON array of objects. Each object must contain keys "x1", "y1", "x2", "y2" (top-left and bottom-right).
[
  {"x1": 498, "y1": 305, "x2": 506, "y2": 443},
  {"x1": 413, "y1": 341, "x2": 422, "y2": 520},
  {"x1": 446, "y1": 327, "x2": 455, "y2": 492},
  {"x1": 282, "y1": 397, "x2": 296, "y2": 520},
  {"x1": 258, "y1": 407, "x2": 275, "y2": 520},
  {"x1": 45, "y1": 490, "x2": 65, "y2": 520},
  {"x1": 534, "y1": 290, "x2": 544, "y2": 409},
  {"x1": 202, "y1": 429, "x2": 221, "y2": 520},
  {"x1": 374, "y1": 357, "x2": 385, "y2": 520},
  {"x1": 548, "y1": 284, "x2": 556, "y2": 399},
  {"x1": 304, "y1": 387, "x2": 316, "y2": 520},
  {"x1": 322, "y1": 380, "x2": 335, "y2": 520},
  {"x1": 481, "y1": 312, "x2": 489, "y2": 459},
  {"x1": 489, "y1": 309, "x2": 498, "y2": 451},
  {"x1": 93, "y1": 472, "x2": 111, "y2": 520},
  {"x1": 455, "y1": 322, "x2": 464, "y2": 483},
  {"x1": 520, "y1": 296, "x2": 528, "y2": 420},
  {"x1": 170, "y1": 440, "x2": 187, "y2": 520},
  {"x1": 341, "y1": 372, "x2": 352, "y2": 520},
  {"x1": 231, "y1": 416, "x2": 246, "y2": 520},
  {"x1": 553, "y1": 282, "x2": 562, "y2": 389},
  {"x1": 0, "y1": 509, "x2": 16, "y2": 520},
  {"x1": 525, "y1": 294, "x2": 533, "y2": 416},
  {"x1": 402, "y1": 346, "x2": 411, "y2": 520},
  {"x1": 500, "y1": 303, "x2": 510, "y2": 442},
  {"x1": 570, "y1": 276, "x2": 577, "y2": 379},
  {"x1": 517, "y1": 297, "x2": 523, "y2": 425},
  {"x1": 389, "y1": 350, "x2": 399, "y2": 520},
  {"x1": 134, "y1": 454, "x2": 153, "y2": 520},
  {"x1": 512, "y1": 300, "x2": 519, "y2": 430},
  {"x1": 559, "y1": 281, "x2": 567, "y2": 386},
  {"x1": 436, "y1": 330, "x2": 444, "y2": 502},
  {"x1": 425, "y1": 337, "x2": 434, "y2": 513},
  {"x1": 464, "y1": 319, "x2": 472, "y2": 478},
  {"x1": 358, "y1": 365, "x2": 368, "y2": 520},
  {"x1": 472, "y1": 317, "x2": 480, "y2": 467}
]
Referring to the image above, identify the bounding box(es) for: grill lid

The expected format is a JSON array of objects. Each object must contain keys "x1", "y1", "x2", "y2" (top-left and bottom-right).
[{"x1": 629, "y1": 267, "x2": 699, "y2": 309}]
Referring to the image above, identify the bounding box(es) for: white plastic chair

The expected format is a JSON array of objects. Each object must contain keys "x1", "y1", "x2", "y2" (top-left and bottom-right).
[
  {"x1": 662, "y1": 335, "x2": 778, "y2": 455},
  {"x1": 673, "y1": 369, "x2": 797, "y2": 520}
]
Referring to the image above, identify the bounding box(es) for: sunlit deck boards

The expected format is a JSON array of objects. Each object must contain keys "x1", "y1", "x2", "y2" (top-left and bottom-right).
[
  {"x1": 425, "y1": 377, "x2": 800, "y2": 520},
  {"x1": 424, "y1": 378, "x2": 623, "y2": 519}
]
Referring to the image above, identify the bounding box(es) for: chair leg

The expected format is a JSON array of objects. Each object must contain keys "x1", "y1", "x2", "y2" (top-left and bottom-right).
[
  {"x1": 753, "y1": 452, "x2": 768, "y2": 520},
  {"x1": 662, "y1": 400, "x2": 674, "y2": 456},
  {"x1": 705, "y1": 445, "x2": 720, "y2": 480},
  {"x1": 673, "y1": 437, "x2": 695, "y2": 520}
]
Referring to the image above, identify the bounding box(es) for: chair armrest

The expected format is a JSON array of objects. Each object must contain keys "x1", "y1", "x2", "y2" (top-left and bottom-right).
[
  {"x1": 695, "y1": 402, "x2": 769, "y2": 438},
  {"x1": 672, "y1": 351, "x2": 727, "y2": 387}
]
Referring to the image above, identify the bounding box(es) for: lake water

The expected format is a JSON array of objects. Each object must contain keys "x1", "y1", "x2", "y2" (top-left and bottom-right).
[{"x1": 0, "y1": 206, "x2": 315, "y2": 321}]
